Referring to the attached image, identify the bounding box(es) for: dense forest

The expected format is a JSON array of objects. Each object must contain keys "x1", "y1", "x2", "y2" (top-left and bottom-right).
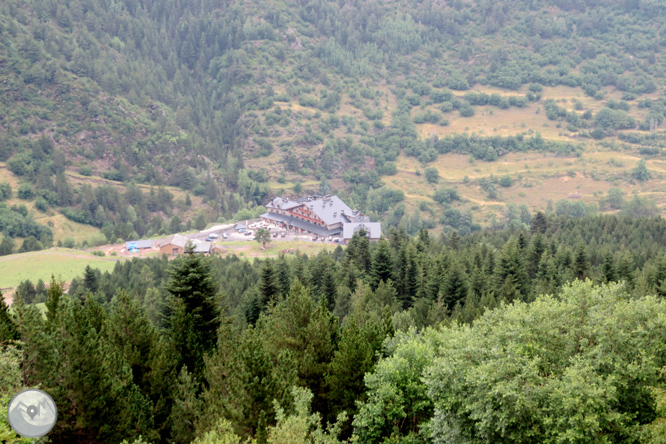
[
  {"x1": 4, "y1": 213, "x2": 666, "y2": 442},
  {"x1": 2, "y1": 0, "x2": 666, "y2": 246}
]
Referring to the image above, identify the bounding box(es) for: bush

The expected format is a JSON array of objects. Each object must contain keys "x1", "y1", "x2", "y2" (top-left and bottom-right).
[
  {"x1": 433, "y1": 187, "x2": 461, "y2": 204},
  {"x1": 34, "y1": 197, "x2": 48, "y2": 212},
  {"x1": 17, "y1": 184, "x2": 34, "y2": 200},
  {"x1": 379, "y1": 162, "x2": 398, "y2": 176},
  {"x1": 79, "y1": 165, "x2": 93, "y2": 176},
  {"x1": 499, "y1": 175, "x2": 513, "y2": 187},
  {"x1": 91, "y1": 250, "x2": 105, "y2": 256},
  {"x1": 459, "y1": 102, "x2": 475, "y2": 117},
  {"x1": 87, "y1": 232, "x2": 108, "y2": 247},
  {"x1": 425, "y1": 167, "x2": 440, "y2": 184},
  {"x1": 0, "y1": 183, "x2": 12, "y2": 201},
  {"x1": 62, "y1": 236, "x2": 76, "y2": 248}
]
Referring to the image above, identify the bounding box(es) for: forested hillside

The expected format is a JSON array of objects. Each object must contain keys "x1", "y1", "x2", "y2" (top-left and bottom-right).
[
  {"x1": 4, "y1": 214, "x2": 666, "y2": 443},
  {"x1": 2, "y1": 0, "x2": 666, "y2": 249}
]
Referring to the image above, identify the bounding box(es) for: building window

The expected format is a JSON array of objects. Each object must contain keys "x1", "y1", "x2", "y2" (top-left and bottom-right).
[{"x1": 173, "y1": 248, "x2": 179, "y2": 255}]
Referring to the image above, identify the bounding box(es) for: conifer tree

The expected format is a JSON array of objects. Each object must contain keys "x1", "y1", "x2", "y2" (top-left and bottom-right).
[
  {"x1": 602, "y1": 251, "x2": 617, "y2": 283},
  {"x1": 170, "y1": 366, "x2": 201, "y2": 444},
  {"x1": 165, "y1": 243, "x2": 220, "y2": 382},
  {"x1": 346, "y1": 229, "x2": 371, "y2": 272},
  {"x1": 616, "y1": 252, "x2": 636, "y2": 289},
  {"x1": 259, "y1": 259, "x2": 279, "y2": 306},
  {"x1": 275, "y1": 254, "x2": 292, "y2": 298},
  {"x1": 443, "y1": 259, "x2": 468, "y2": 310},
  {"x1": 44, "y1": 274, "x2": 63, "y2": 327},
  {"x1": 83, "y1": 264, "x2": 99, "y2": 294},
  {"x1": 526, "y1": 232, "x2": 546, "y2": 278},
  {"x1": 0, "y1": 291, "x2": 17, "y2": 343},
  {"x1": 370, "y1": 239, "x2": 394, "y2": 289},
  {"x1": 530, "y1": 211, "x2": 548, "y2": 234},
  {"x1": 325, "y1": 315, "x2": 384, "y2": 430},
  {"x1": 573, "y1": 242, "x2": 590, "y2": 281},
  {"x1": 259, "y1": 280, "x2": 338, "y2": 419}
]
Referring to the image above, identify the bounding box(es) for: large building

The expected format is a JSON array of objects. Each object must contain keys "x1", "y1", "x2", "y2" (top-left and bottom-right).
[{"x1": 261, "y1": 195, "x2": 381, "y2": 242}]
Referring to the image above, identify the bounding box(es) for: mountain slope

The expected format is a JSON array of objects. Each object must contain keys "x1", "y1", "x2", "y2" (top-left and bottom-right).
[{"x1": 1, "y1": 0, "x2": 666, "y2": 247}]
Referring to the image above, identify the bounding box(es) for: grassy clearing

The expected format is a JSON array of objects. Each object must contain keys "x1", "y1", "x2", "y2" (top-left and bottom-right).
[
  {"x1": 0, "y1": 248, "x2": 125, "y2": 289},
  {"x1": 219, "y1": 239, "x2": 342, "y2": 260}
]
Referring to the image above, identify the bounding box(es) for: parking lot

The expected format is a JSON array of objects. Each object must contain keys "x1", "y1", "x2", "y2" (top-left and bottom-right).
[{"x1": 185, "y1": 220, "x2": 342, "y2": 245}]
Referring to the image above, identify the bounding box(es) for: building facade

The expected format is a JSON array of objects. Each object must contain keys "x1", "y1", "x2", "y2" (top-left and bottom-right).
[{"x1": 261, "y1": 195, "x2": 381, "y2": 242}]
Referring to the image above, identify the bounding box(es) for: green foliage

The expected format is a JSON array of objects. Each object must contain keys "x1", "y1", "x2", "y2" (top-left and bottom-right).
[
  {"x1": 425, "y1": 281, "x2": 666, "y2": 443},
  {"x1": 633, "y1": 159, "x2": 651, "y2": 181},
  {"x1": 255, "y1": 228, "x2": 271, "y2": 248},
  {"x1": 424, "y1": 167, "x2": 439, "y2": 184},
  {"x1": 164, "y1": 244, "x2": 220, "y2": 381}
]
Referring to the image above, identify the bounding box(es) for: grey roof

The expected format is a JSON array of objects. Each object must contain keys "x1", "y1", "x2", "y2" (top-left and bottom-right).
[
  {"x1": 158, "y1": 233, "x2": 190, "y2": 248},
  {"x1": 266, "y1": 197, "x2": 303, "y2": 211},
  {"x1": 343, "y1": 222, "x2": 382, "y2": 239},
  {"x1": 125, "y1": 239, "x2": 154, "y2": 249},
  {"x1": 267, "y1": 195, "x2": 357, "y2": 226},
  {"x1": 193, "y1": 242, "x2": 212, "y2": 253},
  {"x1": 261, "y1": 213, "x2": 342, "y2": 237}
]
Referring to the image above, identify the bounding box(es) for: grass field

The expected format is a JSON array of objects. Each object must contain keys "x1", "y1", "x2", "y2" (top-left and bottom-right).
[
  {"x1": 0, "y1": 248, "x2": 126, "y2": 289},
  {"x1": 0, "y1": 239, "x2": 341, "y2": 292},
  {"x1": 220, "y1": 239, "x2": 342, "y2": 260}
]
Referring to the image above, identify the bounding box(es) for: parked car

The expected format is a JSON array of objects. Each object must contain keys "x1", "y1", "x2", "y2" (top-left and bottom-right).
[
  {"x1": 328, "y1": 236, "x2": 333, "y2": 241},
  {"x1": 238, "y1": 228, "x2": 245, "y2": 233},
  {"x1": 209, "y1": 233, "x2": 219, "y2": 239},
  {"x1": 273, "y1": 232, "x2": 278, "y2": 238},
  {"x1": 281, "y1": 232, "x2": 286, "y2": 238},
  {"x1": 205, "y1": 237, "x2": 213, "y2": 242},
  {"x1": 244, "y1": 231, "x2": 253, "y2": 236},
  {"x1": 312, "y1": 236, "x2": 318, "y2": 241},
  {"x1": 333, "y1": 238, "x2": 339, "y2": 243},
  {"x1": 222, "y1": 233, "x2": 228, "y2": 239}
]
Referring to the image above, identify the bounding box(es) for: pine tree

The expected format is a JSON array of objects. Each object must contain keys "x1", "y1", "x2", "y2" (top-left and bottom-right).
[
  {"x1": 602, "y1": 251, "x2": 617, "y2": 283},
  {"x1": 495, "y1": 240, "x2": 529, "y2": 301},
  {"x1": 0, "y1": 290, "x2": 17, "y2": 343},
  {"x1": 275, "y1": 254, "x2": 292, "y2": 298},
  {"x1": 346, "y1": 229, "x2": 371, "y2": 272},
  {"x1": 165, "y1": 243, "x2": 220, "y2": 382},
  {"x1": 573, "y1": 243, "x2": 590, "y2": 281},
  {"x1": 443, "y1": 260, "x2": 469, "y2": 310},
  {"x1": 526, "y1": 232, "x2": 546, "y2": 278},
  {"x1": 259, "y1": 259, "x2": 279, "y2": 306},
  {"x1": 45, "y1": 274, "x2": 63, "y2": 327},
  {"x1": 170, "y1": 366, "x2": 201, "y2": 444},
  {"x1": 370, "y1": 239, "x2": 394, "y2": 289},
  {"x1": 259, "y1": 280, "x2": 338, "y2": 419},
  {"x1": 325, "y1": 315, "x2": 384, "y2": 429},
  {"x1": 616, "y1": 252, "x2": 636, "y2": 289},
  {"x1": 531, "y1": 211, "x2": 547, "y2": 234},
  {"x1": 83, "y1": 265, "x2": 99, "y2": 294}
]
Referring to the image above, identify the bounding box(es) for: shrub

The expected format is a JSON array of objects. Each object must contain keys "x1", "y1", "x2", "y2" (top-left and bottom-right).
[
  {"x1": 17, "y1": 184, "x2": 34, "y2": 200},
  {"x1": 34, "y1": 197, "x2": 48, "y2": 212},
  {"x1": 62, "y1": 236, "x2": 76, "y2": 248},
  {"x1": 91, "y1": 250, "x2": 105, "y2": 257},
  {"x1": 499, "y1": 175, "x2": 513, "y2": 187},
  {"x1": 425, "y1": 167, "x2": 440, "y2": 184},
  {"x1": 79, "y1": 165, "x2": 93, "y2": 176},
  {"x1": 87, "y1": 232, "x2": 108, "y2": 247}
]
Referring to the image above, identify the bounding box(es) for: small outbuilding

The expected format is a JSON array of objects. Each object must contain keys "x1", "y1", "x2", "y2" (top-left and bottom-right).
[{"x1": 158, "y1": 234, "x2": 190, "y2": 256}]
